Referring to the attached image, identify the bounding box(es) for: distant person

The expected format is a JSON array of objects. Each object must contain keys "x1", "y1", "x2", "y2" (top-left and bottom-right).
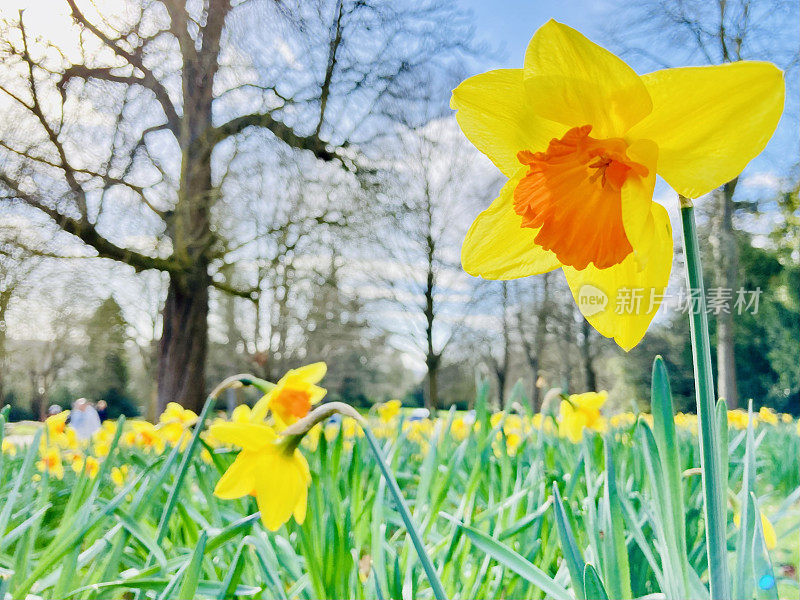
[
  {"x1": 96, "y1": 400, "x2": 108, "y2": 422},
  {"x1": 70, "y1": 398, "x2": 101, "y2": 440}
]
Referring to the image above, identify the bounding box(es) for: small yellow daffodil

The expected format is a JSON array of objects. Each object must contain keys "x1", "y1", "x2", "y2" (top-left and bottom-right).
[
  {"x1": 45, "y1": 410, "x2": 69, "y2": 437},
  {"x1": 36, "y1": 447, "x2": 64, "y2": 479},
  {"x1": 728, "y1": 409, "x2": 752, "y2": 430},
  {"x1": 252, "y1": 363, "x2": 327, "y2": 429},
  {"x1": 125, "y1": 421, "x2": 166, "y2": 454},
  {"x1": 377, "y1": 399, "x2": 402, "y2": 423},
  {"x1": 758, "y1": 406, "x2": 778, "y2": 426},
  {"x1": 609, "y1": 412, "x2": 637, "y2": 429},
  {"x1": 72, "y1": 455, "x2": 100, "y2": 479},
  {"x1": 210, "y1": 421, "x2": 310, "y2": 531},
  {"x1": 558, "y1": 391, "x2": 608, "y2": 443},
  {"x1": 111, "y1": 464, "x2": 129, "y2": 487},
  {"x1": 450, "y1": 416, "x2": 473, "y2": 441},
  {"x1": 1, "y1": 439, "x2": 16, "y2": 457},
  {"x1": 158, "y1": 402, "x2": 198, "y2": 446},
  {"x1": 452, "y1": 20, "x2": 784, "y2": 350}
]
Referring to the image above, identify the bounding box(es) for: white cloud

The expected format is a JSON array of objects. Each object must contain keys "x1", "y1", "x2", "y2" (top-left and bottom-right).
[{"x1": 740, "y1": 171, "x2": 780, "y2": 191}]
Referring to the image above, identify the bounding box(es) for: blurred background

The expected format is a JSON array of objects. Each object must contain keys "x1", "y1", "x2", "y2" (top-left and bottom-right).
[{"x1": 0, "y1": 0, "x2": 797, "y2": 421}]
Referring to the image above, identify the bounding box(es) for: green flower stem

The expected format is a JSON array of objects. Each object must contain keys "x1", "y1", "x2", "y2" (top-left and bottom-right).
[
  {"x1": 363, "y1": 427, "x2": 449, "y2": 600},
  {"x1": 679, "y1": 197, "x2": 730, "y2": 600}
]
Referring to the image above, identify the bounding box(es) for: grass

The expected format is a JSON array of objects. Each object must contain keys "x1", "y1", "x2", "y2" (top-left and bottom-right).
[{"x1": 0, "y1": 364, "x2": 798, "y2": 600}]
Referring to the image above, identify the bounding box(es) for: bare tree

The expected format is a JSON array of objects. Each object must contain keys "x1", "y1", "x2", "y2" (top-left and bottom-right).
[
  {"x1": 0, "y1": 231, "x2": 39, "y2": 404},
  {"x1": 369, "y1": 120, "x2": 488, "y2": 410},
  {"x1": 483, "y1": 281, "x2": 512, "y2": 407},
  {"x1": 608, "y1": 0, "x2": 798, "y2": 407},
  {"x1": 0, "y1": 0, "x2": 475, "y2": 411},
  {"x1": 516, "y1": 273, "x2": 552, "y2": 412}
]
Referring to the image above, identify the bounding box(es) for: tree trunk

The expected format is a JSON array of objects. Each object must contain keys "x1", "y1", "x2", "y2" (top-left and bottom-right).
[
  {"x1": 714, "y1": 180, "x2": 739, "y2": 408},
  {"x1": 425, "y1": 358, "x2": 439, "y2": 412},
  {"x1": 155, "y1": 50, "x2": 217, "y2": 413},
  {"x1": 157, "y1": 270, "x2": 209, "y2": 413},
  {"x1": 580, "y1": 319, "x2": 597, "y2": 391},
  {"x1": 496, "y1": 368, "x2": 507, "y2": 409}
]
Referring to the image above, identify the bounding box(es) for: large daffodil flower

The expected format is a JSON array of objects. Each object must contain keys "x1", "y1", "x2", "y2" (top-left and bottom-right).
[
  {"x1": 452, "y1": 20, "x2": 784, "y2": 349},
  {"x1": 210, "y1": 421, "x2": 310, "y2": 531},
  {"x1": 251, "y1": 363, "x2": 327, "y2": 429}
]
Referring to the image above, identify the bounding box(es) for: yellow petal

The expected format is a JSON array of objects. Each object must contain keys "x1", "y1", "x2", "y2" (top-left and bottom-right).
[
  {"x1": 451, "y1": 69, "x2": 566, "y2": 177},
  {"x1": 307, "y1": 385, "x2": 327, "y2": 405},
  {"x1": 629, "y1": 62, "x2": 784, "y2": 198},
  {"x1": 231, "y1": 404, "x2": 252, "y2": 423},
  {"x1": 523, "y1": 20, "x2": 652, "y2": 137},
  {"x1": 214, "y1": 451, "x2": 257, "y2": 499},
  {"x1": 255, "y1": 450, "x2": 307, "y2": 531},
  {"x1": 293, "y1": 483, "x2": 308, "y2": 525},
  {"x1": 250, "y1": 392, "x2": 273, "y2": 423},
  {"x1": 287, "y1": 362, "x2": 327, "y2": 385},
  {"x1": 761, "y1": 512, "x2": 777, "y2": 550},
  {"x1": 621, "y1": 139, "x2": 658, "y2": 258},
  {"x1": 563, "y1": 202, "x2": 673, "y2": 350},
  {"x1": 461, "y1": 170, "x2": 561, "y2": 279},
  {"x1": 572, "y1": 391, "x2": 607, "y2": 410},
  {"x1": 208, "y1": 422, "x2": 275, "y2": 451}
]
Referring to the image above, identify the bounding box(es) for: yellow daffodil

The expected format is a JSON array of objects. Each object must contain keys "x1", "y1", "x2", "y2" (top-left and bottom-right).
[
  {"x1": 493, "y1": 431, "x2": 523, "y2": 458},
  {"x1": 158, "y1": 402, "x2": 198, "y2": 446},
  {"x1": 758, "y1": 406, "x2": 779, "y2": 425},
  {"x1": 160, "y1": 402, "x2": 199, "y2": 427},
  {"x1": 610, "y1": 411, "x2": 637, "y2": 429},
  {"x1": 452, "y1": 20, "x2": 784, "y2": 349},
  {"x1": 252, "y1": 363, "x2": 327, "y2": 429},
  {"x1": 111, "y1": 464, "x2": 129, "y2": 487},
  {"x1": 2, "y1": 439, "x2": 16, "y2": 456},
  {"x1": 734, "y1": 510, "x2": 777, "y2": 550},
  {"x1": 210, "y1": 421, "x2": 310, "y2": 531},
  {"x1": 72, "y1": 455, "x2": 100, "y2": 479},
  {"x1": 728, "y1": 409, "x2": 754, "y2": 430},
  {"x1": 36, "y1": 447, "x2": 64, "y2": 479},
  {"x1": 377, "y1": 399, "x2": 402, "y2": 423},
  {"x1": 781, "y1": 413, "x2": 793, "y2": 424},
  {"x1": 45, "y1": 410, "x2": 69, "y2": 437},
  {"x1": 531, "y1": 413, "x2": 556, "y2": 435},
  {"x1": 125, "y1": 421, "x2": 166, "y2": 454},
  {"x1": 558, "y1": 391, "x2": 608, "y2": 443},
  {"x1": 450, "y1": 416, "x2": 473, "y2": 441}
]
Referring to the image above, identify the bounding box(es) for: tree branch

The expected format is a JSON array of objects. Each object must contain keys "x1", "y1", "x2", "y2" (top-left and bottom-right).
[
  {"x1": 64, "y1": 0, "x2": 181, "y2": 133},
  {"x1": 203, "y1": 111, "x2": 341, "y2": 163},
  {"x1": 0, "y1": 173, "x2": 177, "y2": 274}
]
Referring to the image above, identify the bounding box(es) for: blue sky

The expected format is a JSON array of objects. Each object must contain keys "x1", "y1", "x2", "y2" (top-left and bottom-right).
[{"x1": 456, "y1": 0, "x2": 799, "y2": 193}]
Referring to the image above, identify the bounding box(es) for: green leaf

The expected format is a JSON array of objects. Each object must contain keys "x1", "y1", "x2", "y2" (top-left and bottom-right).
[
  {"x1": 176, "y1": 531, "x2": 207, "y2": 600},
  {"x1": 363, "y1": 427, "x2": 447, "y2": 600},
  {"x1": 650, "y1": 357, "x2": 690, "y2": 598},
  {"x1": 458, "y1": 521, "x2": 570, "y2": 600},
  {"x1": 0, "y1": 427, "x2": 42, "y2": 543},
  {"x1": 218, "y1": 541, "x2": 248, "y2": 600},
  {"x1": 583, "y1": 564, "x2": 609, "y2": 600},
  {"x1": 733, "y1": 400, "x2": 757, "y2": 600},
  {"x1": 750, "y1": 493, "x2": 778, "y2": 600},
  {"x1": 600, "y1": 437, "x2": 632, "y2": 599},
  {"x1": 552, "y1": 482, "x2": 586, "y2": 600}
]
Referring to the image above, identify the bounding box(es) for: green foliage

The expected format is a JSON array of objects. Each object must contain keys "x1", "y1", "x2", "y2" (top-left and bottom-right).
[{"x1": 0, "y1": 371, "x2": 797, "y2": 599}]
